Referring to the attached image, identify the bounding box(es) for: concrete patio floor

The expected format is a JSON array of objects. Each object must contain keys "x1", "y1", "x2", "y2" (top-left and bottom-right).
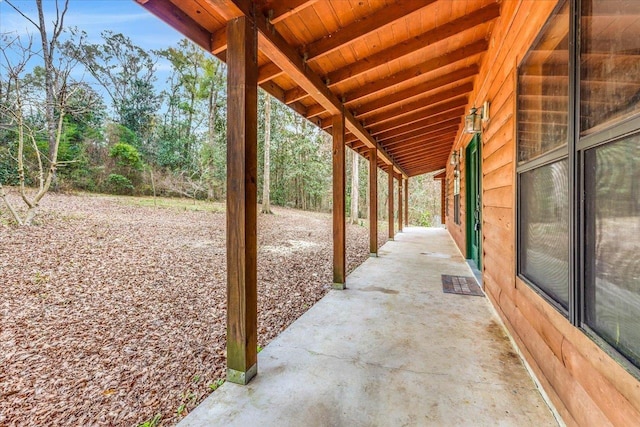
[{"x1": 180, "y1": 227, "x2": 559, "y2": 426}]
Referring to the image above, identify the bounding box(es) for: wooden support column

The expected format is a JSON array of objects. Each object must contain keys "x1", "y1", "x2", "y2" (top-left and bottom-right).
[
  {"x1": 398, "y1": 177, "x2": 403, "y2": 233},
  {"x1": 369, "y1": 148, "x2": 378, "y2": 256},
  {"x1": 441, "y1": 180, "x2": 446, "y2": 224},
  {"x1": 404, "y1": 178, "x2": 409, "y2": 226},
  {"x1": 388, "y1": 167, "x2": 394, "y2": 240},
  {"x1": 226, "y1": 16, "x2": 258, "y2": 385},
  {"x1": 332, "y1": 114, "x2": 346, "y2": 289}
]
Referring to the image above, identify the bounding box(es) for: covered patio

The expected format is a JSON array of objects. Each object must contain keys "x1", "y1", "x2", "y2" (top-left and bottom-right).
[
  {"x1": 180, "y1": 227, "x2": 557, "y2": 426},
  {"x1": 136, "y1": 0, "x2": 640, "y2": 424}
]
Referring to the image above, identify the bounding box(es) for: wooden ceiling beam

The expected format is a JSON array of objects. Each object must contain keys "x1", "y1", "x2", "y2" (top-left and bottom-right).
[
  {"x1": 352, "y1": 128, "x2": 455, "y2": 152},
  {"x1": 342, "y1": 39, "x2": 488, "y2": 104},
  {"x1": 383, "y1": 130, "x2": 459, "y2": 151},
  {"x1": 326, "y1": 3, "x2": 500, "y2": 86},
  {"x1": 264, "y1": 0, "x2": 319, "y2": 25},
  {"x1": 204, "y1": 0, "x2": 247, "y2": 20},
  {"x1": 237, "y1": 1, "x2": 406, "y2": 177},
  {"x1": 350, "y1": 65, "x2": 478, "y2": 114},
  {"x1": 361, "y1": 83, "x2": 473, "y2": 125},
  {"x1": 404, "y1": 158, "x2": 449, "y2": 169},
  {"x1": 210, "y1": 1, "x2": 317, "y2": 74},
  {"x1": 139, "y1": 0, "x2": 212, "y2": 51},
  {"x1": 403, "y1": 162, "x2": 449, "y2": 173},
  {"x1": 211, "y1": 26, "x2": 228, "y2": 54},
  {"x1": 302, "y1": 0, "x2": 437, "y2": 61},
  {"x1": 399, "y1": 159, "x2": 449, "y2": 173},
  {"x1": 367, "y1": 97, "x2": 468, "y2": 134},
  {"x1": 396, "y1": 145, "x2": 452, "y2": 158},
  {"x1": 139, "y1": 0, "x2": 318, "y2": 128},
  {"x1": 319, "y1": 70, "x2": 476, "y2": 131},
  {"x1": 388, "y1": 137, "x2": 455, "y2": 157},
  {"x1": 404, "y1": 163, "x2": 448, "y2": 176},
  {"x1": 372, "y1": 108, "x2": 465, "y2": 141},
  {"x1": 306, "y1": 104, "x2": 326, "y2": 119},
  {"x1": 388, "y1": 134, "x2": 454, "y2": 153},
  {"x1": 258, "y1": 62, "x2": 284, "y2": 83},
  {"x1": 407, "y1": 157, "x2": 449, "y2": 166},
  {"x1": 380, "y1": 122, "x2": 460, "y2": 146}
]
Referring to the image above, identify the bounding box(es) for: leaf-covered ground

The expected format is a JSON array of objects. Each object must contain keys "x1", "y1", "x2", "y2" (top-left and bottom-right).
[{"x1": 0, "y1": 192, "x2": 388, "y2": 426}]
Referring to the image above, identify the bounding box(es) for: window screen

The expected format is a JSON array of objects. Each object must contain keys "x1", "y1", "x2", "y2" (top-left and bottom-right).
[
  {"x1": 517, "y1": 1, "x2": 569, "y2": 164},
  {"x1": 580, "y1": 0, "x2": 640, "y2": 135},
  {"x1": 519, "y1": 160, "x2": 569, "y2": 308},
  {"x1": 584, "y1": 134, "x2": 640, "y2": 367}
]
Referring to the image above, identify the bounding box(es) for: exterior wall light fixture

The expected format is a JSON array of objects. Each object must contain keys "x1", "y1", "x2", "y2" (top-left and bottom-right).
[
  {"x1": 464, "y1": 101, "x2": 490, "y2": 134},
  {"x1": 450, "y1": 150, "x2": 459, "y2": 166},
  {"x1": 450, "y1": 148, "x2": 463, "y2": 166}
]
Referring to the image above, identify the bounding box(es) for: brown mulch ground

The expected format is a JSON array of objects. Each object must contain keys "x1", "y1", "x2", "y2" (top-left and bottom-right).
[{"x1": 0, "y1": 191, "x2": 388, "y2": 426}]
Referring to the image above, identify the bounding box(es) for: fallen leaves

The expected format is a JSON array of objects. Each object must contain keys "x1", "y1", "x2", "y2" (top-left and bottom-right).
[{"x1": 0, "y1": 192, "x2": 386, "y2": 426}]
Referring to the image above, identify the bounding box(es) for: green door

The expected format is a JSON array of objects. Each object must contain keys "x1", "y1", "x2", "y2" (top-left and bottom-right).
[{"x1": 466, "y1": 135, "x2": 481, "y2": 269}]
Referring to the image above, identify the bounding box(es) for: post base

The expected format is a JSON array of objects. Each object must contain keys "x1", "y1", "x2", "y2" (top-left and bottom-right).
[
  {"x1": 369, "y1": 252, "x2": 378, "y2": 257},
  {"x1": 332, "y1": 282, "x2": 346, "y2": 290},
  {"x1": 227, "y1": 364, "x2": 257, "y2": 385}
]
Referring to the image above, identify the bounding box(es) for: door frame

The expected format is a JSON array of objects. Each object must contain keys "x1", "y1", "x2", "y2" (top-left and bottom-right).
[{"x1": 465, "y1": 134, "x2": 482, "y2": 269}]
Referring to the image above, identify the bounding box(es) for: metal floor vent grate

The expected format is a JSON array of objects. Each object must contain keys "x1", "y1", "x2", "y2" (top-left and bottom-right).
[{"x1": 441, "y1": 275, "x2": 484, "y2": 297}]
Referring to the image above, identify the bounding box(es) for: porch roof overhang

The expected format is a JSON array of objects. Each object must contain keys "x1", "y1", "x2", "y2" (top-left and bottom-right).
[{"x1": 136, "y1": 0, "x2": 502, "y2": 178}]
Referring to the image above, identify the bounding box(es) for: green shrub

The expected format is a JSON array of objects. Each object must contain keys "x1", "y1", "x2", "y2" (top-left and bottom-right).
[
  {"x1": 107, "y1": 173, "x2": 134, "y2": 194},
  {"x1": 109, "y1": 142, "x2": 143, "y2": 171},
  {"x1": 417, "y1": 211, "x2": 433, "y2": 227}
]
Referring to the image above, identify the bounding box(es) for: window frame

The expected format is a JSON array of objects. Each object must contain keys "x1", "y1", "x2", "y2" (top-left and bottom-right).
[
  {"x1": 516, "y1": 0, "x2": 640, "y2": 377},
  {"x1": 516, "y1": 0, "x2": 572, "y2": 316}
]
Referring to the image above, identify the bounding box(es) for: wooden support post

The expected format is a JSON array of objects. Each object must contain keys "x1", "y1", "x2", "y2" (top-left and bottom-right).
[
  {"x1": 369, "y1": 148, "x2": 378, "y2": 256},
  {"x1": 226, "y1": 16, "x2": 258, "y2": 385},
  {"x1": 441, "y1": 180, "x2": 446, "y2": 224},
  {"x1": 404, "y1": 178, "x2": 409, "y2": 226},
  {"x1": 332, "y1": 114, "x2": 346, "y2": 289},
  {"x1": 398, "y1": 177, "x2": 403, "y2": 233},
  {"x1": 388, "y1": 167, "x2": 394, "y2": 240}
]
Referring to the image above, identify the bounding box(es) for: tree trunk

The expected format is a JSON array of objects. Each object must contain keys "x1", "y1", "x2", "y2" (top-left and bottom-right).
[
  {"x1": 351, "y1": 150, "x2": 359, "y2": 224},
  {"x1": 261, "y1": 94, "x2": 272, "y2": 214}
]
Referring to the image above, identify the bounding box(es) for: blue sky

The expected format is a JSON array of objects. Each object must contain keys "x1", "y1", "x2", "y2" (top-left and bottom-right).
[
  {"x1": 0, "y1": 0, "x2": 196, "y2": 112},
  {"x1": 0, "y1": 0, "x2": 185, "y2": 50}
]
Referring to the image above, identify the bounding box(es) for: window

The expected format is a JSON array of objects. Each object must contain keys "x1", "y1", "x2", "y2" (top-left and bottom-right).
[
  {"x1": 584, "y1": 135, "x2": 640, "y2": 368},
  {"x1": 517, "y1": 0, "x2": 570, "y2": 312},
  {"x1": 519, "y1": 160, "x2": 569, "y2": 309},
  {"x1": 517, "y1": 0, "x2": 640, "y2": 371}
]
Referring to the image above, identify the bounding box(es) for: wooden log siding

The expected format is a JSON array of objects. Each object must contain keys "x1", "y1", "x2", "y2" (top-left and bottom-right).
[
  {"x1": 332, "y1": 114, "x2": 346, "y2": 288},
  {"x1": 225, "y1": 15, "x2": 258, "y2": 385},
  {"x1": 369, "y1": 147, "x2": 378, "y2": 256},
  {"x1": 445, "y1": 0, "x2": 640, "y2": 424}
]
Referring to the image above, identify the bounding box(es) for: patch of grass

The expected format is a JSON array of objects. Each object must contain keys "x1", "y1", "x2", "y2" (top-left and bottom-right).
[
  {"x1": 208, "y1": 378, "x2": 225, "y2": 391},
  {"x1": 118, "y1": 196, "x2": 224, "y2": 213},
  {"x1": 176, "y1": 404, "x2": 187, "y2": 417},
  {"x1": 138, "y1": 414, "x2": 162, "y2": 427}
]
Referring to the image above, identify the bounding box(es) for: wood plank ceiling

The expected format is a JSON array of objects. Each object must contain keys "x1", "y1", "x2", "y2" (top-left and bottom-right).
[{"x1": 137, "y1": 0, "x2": 502, "y2": 177}]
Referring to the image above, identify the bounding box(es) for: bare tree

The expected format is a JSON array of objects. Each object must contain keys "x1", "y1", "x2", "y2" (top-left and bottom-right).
[
  {"x1": 0, "y1": 1, "x2": 95, "y2": 225},
  {"x1": 261, "y1": 94, "x2": 273, "y2": 214}
]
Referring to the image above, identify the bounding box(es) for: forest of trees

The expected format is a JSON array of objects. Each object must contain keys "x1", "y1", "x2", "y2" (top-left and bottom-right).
[{"x1": 0, "y1": 0, "x2": 441, "y2": 226}]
